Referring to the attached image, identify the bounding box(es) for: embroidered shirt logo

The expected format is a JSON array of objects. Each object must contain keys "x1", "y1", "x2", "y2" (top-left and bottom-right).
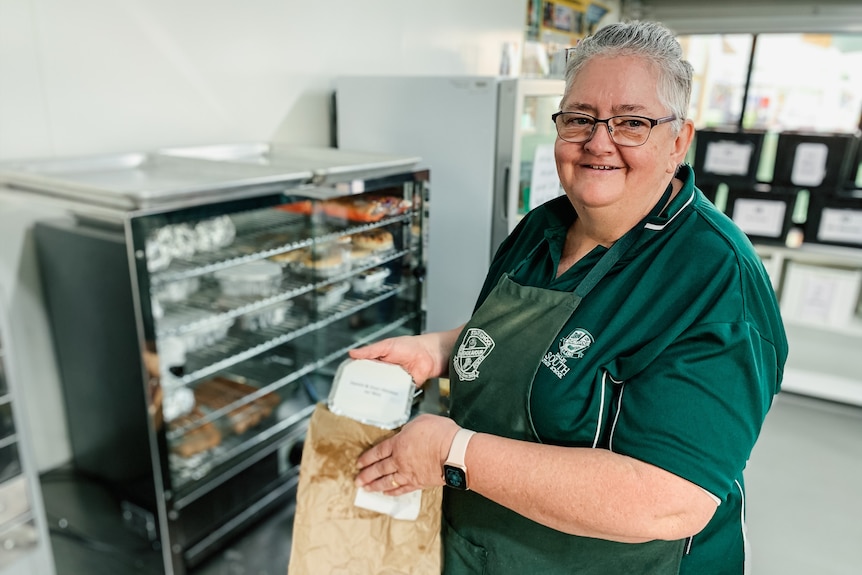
[
  {"x1": 541, "y1": 328, "x2": 593, "y2": 380},
  {"x1": 559, "y1": 329, "x2": 594, "y2": 359},
  {"x1": 453, "y1": 328, "x2": 495, "y2": 382}
]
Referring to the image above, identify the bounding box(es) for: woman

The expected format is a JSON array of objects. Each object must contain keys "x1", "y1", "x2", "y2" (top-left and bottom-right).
[{"x1": 353, "y1": 20, "x2": 787, "y2": 575}]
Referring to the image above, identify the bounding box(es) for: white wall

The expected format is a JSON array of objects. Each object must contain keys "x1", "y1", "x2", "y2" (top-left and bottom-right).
[
  {"x1": 0, "y1": 0, "x2": 529, "y2": 161},
  {"x1": 0, "y1": 0, "x2": 534, "y2": 471},
  {"x1": 0, "y1": 0, "x2": 625, "y2": 471}
]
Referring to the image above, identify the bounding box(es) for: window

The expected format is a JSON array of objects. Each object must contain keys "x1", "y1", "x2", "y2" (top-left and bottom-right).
[
  {"x1": 679, "y1": 34, "x2": 754, "y2": 129},
  {"x1": 679, "y1": 33, "x2": 862, "y2": 134}
]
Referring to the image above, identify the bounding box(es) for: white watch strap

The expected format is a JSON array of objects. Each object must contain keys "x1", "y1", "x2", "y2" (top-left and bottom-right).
[{"x1": 445, "y1": 428, "x2": 476, "y2": 467}]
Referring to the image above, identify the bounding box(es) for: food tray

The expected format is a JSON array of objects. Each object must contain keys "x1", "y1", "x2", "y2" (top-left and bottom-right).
[
  {"x1": 351, "y1": 267, "x2": 391, "y2": 294},
  {"x1": 311, "y1": 281, "x2": 350, "y2": 312},
  {"x1": 152, "y1": 276, "x2": 201, "y2": 303},
  {"x1": 239, "y1": 300, "x2": 294, "y2": 331},
  {"x1": 0, "y1": 152, "x2": 310, "y2": 210},
  {"x1": 214, "y1": 260, "x2": 284, "y2": 298}
]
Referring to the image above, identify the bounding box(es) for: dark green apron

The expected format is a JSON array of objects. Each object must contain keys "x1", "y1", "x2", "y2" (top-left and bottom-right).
[{"x1": 443, "y1": 186, "x2": 684, "y2": 574}]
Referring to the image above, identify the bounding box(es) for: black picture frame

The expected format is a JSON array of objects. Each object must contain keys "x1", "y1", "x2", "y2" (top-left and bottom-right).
[
  {"x1": 805, "y1": 192, "x2": 862, "y2": 248},
  {"x1": 724, "y1": 187, "x2": 798, "y2": 244},
  {"x1": 842, "y1": 135, "x2": 862, "y2": 192},
  {"x1": 693, "y1": 128, "x2": 766, "y2": 187},
  {"x1": 771, "y1": 131, "x2": 857, "y2": 194}
]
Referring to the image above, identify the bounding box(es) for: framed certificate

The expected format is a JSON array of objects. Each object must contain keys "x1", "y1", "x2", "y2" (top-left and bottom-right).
[
  {"x1": 805, "y1": 193, "x2": 862, "y2": 248},
  {"x1": 725, "y1": 187, "x2": 798, "y2": 243},
  {"x1": 693, "y1": 128, "x2": 766, "y2": 186},
  {"x1": 772, "y1": 132, "x2": 857, "y2": 193}
]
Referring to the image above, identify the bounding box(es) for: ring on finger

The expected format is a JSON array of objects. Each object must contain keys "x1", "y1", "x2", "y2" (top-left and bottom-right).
[{"x1": 390, "y1": 476, "x2": 400, "y2": 488}]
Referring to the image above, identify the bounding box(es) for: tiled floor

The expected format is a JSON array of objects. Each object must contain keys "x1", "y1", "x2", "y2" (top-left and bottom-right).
[{"x1": 43, "y1": 391, "x2": 862, "y2": 575}]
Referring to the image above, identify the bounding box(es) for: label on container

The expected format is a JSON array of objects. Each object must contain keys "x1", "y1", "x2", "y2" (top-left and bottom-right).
[{"x1": 328, "y1": 359, "x2": 414, "y2": 429}]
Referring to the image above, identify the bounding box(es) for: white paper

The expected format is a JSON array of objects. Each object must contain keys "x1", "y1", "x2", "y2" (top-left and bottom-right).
[
  {"x1": 703, "y1": 140, "x2": 753, "y2": 176},
  {"x1": 354, "y1": 487, "x2": 422, "y2": 521},
  {"x1": 818, "y1": 208, "x2": 862, "y2": 245},
  {"x1": 796, "y1": 276, "x2": 837, "y2": 323},
  {"x1": 328, "y1": 359, "x2": 414, "y2": 429},
  {"x1": 731, "y1": 198, "x2": 786, "y2": 238},
  {"x1": 781, "y1": 263, "x2": 862, "y2": 327},
  {"x1": 790, "y1": 143, "x2": 829, "y2": 187},
  {"x1": 529, "y1": 144, "x2": 564, "y2": 210}
]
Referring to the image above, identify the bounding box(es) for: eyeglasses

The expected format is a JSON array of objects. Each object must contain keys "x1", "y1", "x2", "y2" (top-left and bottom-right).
[{"x1": 551, "y1": 111, "x2": 677, "y2": 147}]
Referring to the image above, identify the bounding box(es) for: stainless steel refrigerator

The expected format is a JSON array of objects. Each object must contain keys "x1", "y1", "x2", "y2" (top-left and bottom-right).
[{"x1": 336, "y1": 76, "x2": 566, "y2": 332}]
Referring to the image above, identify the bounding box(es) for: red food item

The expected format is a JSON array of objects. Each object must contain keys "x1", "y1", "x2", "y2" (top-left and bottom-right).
[
  {"x1": 322, "y1": 196, "x2": 410, "y2": 222},
  {"x1": 276, "y1": 200, "x2": 314, "y2": 215}
]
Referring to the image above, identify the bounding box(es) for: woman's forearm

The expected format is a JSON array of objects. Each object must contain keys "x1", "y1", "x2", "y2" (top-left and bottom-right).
[{"x1": 466, "y1": 433, "x2": 717, "y2": 543}]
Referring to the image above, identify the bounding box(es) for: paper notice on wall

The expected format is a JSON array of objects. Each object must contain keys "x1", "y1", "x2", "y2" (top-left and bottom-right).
[
  {"x1": 529, "y1": 144, "x2": 563, "y2": 210},
  {"x1": 703, "y1": 140, "x2": 753, "y2": 176},
  {"x1": 731, "y1": 198, "x2": 786, "y2": 238},
  {"x1": 791, "y1": 143, "x2": 828, "y2": 187}
]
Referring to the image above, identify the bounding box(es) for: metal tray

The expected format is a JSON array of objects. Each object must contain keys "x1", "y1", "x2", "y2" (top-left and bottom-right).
[
  {"x1": 159, "y1": 143, "x2": 421, "y2": 185},
  {"x1": 0, "y1": 152, "x2": 311, "y2": 210}
]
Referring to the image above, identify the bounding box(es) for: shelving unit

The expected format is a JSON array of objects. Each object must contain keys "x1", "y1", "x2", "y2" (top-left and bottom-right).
[{"x1": 755, "y1": 243, "x2": 862, "y2": 406}]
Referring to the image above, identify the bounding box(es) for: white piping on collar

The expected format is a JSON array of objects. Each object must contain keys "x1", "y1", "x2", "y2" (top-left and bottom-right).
[{"x1": 644, "y1": 189, "x2": 695, "y2": 231}]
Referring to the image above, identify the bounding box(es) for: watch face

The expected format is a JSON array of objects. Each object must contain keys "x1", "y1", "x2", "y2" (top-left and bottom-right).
[{"x1": 444, "y1": 465, "x2": 467, "y2": 490}]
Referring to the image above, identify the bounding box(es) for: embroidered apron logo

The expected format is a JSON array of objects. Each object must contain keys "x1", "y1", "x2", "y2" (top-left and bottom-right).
[
  {"x1": 541, "y1": 328, "x2": 594, "y2": 379},
  {"x1": 454, "y1": 328, "x2": 495, "y2": 382}
]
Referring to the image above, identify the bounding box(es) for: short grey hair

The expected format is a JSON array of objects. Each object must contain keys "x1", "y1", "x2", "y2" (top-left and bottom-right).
[{"x1": 564, "y1": 20, "x2": 693, "y2": 133}]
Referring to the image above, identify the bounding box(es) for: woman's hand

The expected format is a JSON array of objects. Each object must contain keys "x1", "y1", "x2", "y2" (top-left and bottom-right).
[
  {"x1": 355, "y1": 414, "x2": 460, "y2": 495},
  {"x1": 348, "y1": 325, "x2": 464, "y2": 386}
]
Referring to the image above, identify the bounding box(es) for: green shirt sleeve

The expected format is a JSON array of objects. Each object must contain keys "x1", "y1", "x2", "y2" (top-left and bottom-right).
[{"x1": 610, "y1": 319, "x2": 781, "y2": 500}]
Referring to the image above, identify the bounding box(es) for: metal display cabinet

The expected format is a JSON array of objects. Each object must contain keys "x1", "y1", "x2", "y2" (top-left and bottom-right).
[{"x1": 5, "y1": 148, "x2": 428, "y2": 575}]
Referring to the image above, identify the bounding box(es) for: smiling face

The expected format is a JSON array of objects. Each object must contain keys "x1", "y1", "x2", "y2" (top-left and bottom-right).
[{"x1": 555, "y1": 54, "x2": 693, "y2": 219}]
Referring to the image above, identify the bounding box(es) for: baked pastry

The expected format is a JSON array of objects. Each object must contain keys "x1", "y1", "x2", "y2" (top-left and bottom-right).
[
  {"x1": 269, "y1": 248, "x2": 307, "y2": 265},
  {"x1": 170, "y1": 408, "x2": 222, "y2": 458},
  {"x1": 194, "y1": 377, "x2": 281, "y2": 435},
  {"x1": 352, "y1": 229, "x2": 394, "y2": 252},
  {"x1": 297, "y1": 249, "x2": 347, "y2": 278}
]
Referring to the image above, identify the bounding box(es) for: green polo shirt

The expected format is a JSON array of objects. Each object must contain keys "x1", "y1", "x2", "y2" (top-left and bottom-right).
[{"x1": 475, "y1": 164, "x2": 788, "y2": 574}]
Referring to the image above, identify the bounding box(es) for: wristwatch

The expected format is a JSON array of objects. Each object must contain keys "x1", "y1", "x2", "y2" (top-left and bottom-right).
[{"x1": 443, "y1": 428, "x2": 476, "y2": 490}]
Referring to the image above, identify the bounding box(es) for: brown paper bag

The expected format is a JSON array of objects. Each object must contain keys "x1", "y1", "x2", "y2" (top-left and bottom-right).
[{"x1": 288, "y1": 402, "x2": 442, "y2": 575}]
